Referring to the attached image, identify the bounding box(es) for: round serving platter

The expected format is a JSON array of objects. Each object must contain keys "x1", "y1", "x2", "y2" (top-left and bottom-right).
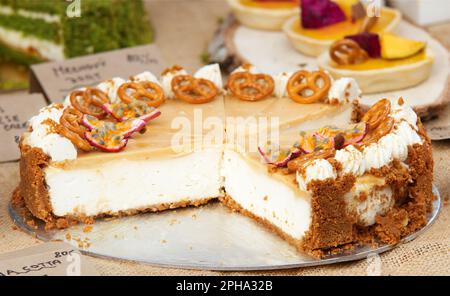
[{"x1": 9, "y1": 186, "x2": 441, "y2": 271}]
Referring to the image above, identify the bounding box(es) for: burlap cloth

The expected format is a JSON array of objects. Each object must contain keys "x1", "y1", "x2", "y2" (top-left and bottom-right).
[{"x1": 0, "y1": 0, "x2": 448, "y2": 275}]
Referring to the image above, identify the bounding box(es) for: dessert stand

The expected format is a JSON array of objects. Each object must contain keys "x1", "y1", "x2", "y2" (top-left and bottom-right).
[
  {"x1": 9, "y1": 186, "x2": 441, "y2": 271},
  {"x1": 215, "y1": 18, "x2": 449, "y2": 118}
]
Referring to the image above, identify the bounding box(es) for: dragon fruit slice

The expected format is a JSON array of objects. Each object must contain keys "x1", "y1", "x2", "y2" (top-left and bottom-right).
[
  {"x1": 301, "y1": 0, "x2": 346, "y2": 29},
  {"x1": 345, "y1": 32, "x2": 381, "y2": 58}
]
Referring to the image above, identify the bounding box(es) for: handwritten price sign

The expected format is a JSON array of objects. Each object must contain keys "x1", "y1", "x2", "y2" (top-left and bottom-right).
[
  {"x1": 0, "y1": 242, "x2": 97, "y2": 276},
  {"x1": 30, "y1": 44, "x2": 165, "y2": 103},
  {"x1": 0, "y1": 93, "x2": 47, "y2": 161}
]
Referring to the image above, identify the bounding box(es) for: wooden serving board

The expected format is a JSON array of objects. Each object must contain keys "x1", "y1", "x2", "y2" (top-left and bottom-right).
[{"x1": 209, "y1": 15, "x2": 450, "y2": 119}]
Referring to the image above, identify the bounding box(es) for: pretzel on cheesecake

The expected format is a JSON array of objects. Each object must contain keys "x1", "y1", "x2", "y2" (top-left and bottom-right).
[
  {"x1": 286, "y1": 70, "x2": 331, "y2": 104},
  {"x1": 171, "y1": 75, "x2": 218, "y2": 104},
  {"x1": 70, "y1": 87, "x2": 109, "y2": 118},
  {"x1": 58, "y1": 107, "x2": 92, "y2": 151},
  {"x1": 118, "y1": 81, "x2": 165, "y2": 108},
  {"x1": 227, "y1": 71, "x2": 274, "y2": 101},
  {"x1": 360, "y1": 99, "x2": 393, "y2": 144}
]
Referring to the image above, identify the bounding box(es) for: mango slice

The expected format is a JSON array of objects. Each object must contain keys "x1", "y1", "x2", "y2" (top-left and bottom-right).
[{"x1": 380, "y1": 33, "x2": 426, "y2": 60}]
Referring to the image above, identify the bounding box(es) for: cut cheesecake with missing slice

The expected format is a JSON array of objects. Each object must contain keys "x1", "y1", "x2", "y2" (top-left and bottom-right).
[
  {"x1": 222, "y1": 96, "x2": 434, "y2": 256},
  {"x1": 14, "y1": 63, "x2": 434, "y2": 257}
]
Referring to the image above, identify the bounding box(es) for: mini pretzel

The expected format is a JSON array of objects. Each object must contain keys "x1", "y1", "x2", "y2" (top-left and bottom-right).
[
  {"x1": 58, "y1": 107, "x2": 92, "y2": 151},
  {"x1": 118, "y1": 81, "x2": 165, "y2": 107},
  {"x1": 70, "y1": 87, "x2": 109, "y2": 118},
  {"x1": 286, "y1": 70, "x2": 331, "y2": 104},
  {"x1": 361, "y1": 98, "x2": 391, "y2": 130},
  {"x1": 330, "y1": 39, "x2": 369, "y2": 65},
  {"x1": 171, "y1": 75, "x2": 218, "y2": 104},
  {"x1": 227, "y1": 72, "x2": 274, "y2": 101}
]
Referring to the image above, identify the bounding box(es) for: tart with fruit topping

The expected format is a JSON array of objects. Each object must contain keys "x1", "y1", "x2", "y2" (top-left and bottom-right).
[
  {"x1": 318, "y1": 32, "x2": 433, "y2": 93},
  {"x1": 283, "y1": 0, "x2": 401, "y2": 56},
  {"x1": 13, "y1": 64, "x2": 434, "y2": 258},
  {"x1": 227, "y1": 0, "x2": 299, "y2": 30}
]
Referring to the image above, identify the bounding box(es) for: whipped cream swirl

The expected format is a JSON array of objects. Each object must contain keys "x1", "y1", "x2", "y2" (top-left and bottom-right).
[
  {"x1": 26, "y1": 105, "x2": 77, "y2": 161},
  {"x1": 335, "y1": 145, "x2": 366, "y2": 176},
  {"x1": 297, "y1": 159, "x2": 337, "y2": 191},
  {"x1": 328, "y1": 77, "x2": 361, "y2": 104},
  {"x1": 274, "y1": 72, "x2": 292, "y2": 99},
  {"x1": 194, "y1": 63, "x2": 223, "y2": 90},
  {"x1": 96, "y1": 77, "x2": 127, "y2": 104},
  {"x1": 390, "y1": 98, "x2": 418, "y2": 129}
]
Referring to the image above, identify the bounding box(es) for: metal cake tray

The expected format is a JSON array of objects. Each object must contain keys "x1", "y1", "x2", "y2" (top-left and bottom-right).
[{"x1": 9, "y1": 186, "x2": 441, "y2": 271}]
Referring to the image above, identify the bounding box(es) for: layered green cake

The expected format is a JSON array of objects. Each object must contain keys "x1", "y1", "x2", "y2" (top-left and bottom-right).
[{"x1": 0, "y1": 0, "x2": 153, "y2": 89}]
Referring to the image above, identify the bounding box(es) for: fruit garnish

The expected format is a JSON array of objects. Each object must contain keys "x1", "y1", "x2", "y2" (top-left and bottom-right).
[
  {"x1": 82, "y1": 108, "x2": 161, "y2": 153},
  {"x1": 85, "y1": 131, "x2": 128, "y2": 153},
  {"x1": 70, "y1": 87, "x2": 109, "y2": 119},
  {"x1": 345, "y1": 32, "x2": 381, "y2": 58},
  {"x1": 286, "y1": 70, "x2": 331, "y2": 104},
  {"x1": 227, "y1": 72, "x2": 274, "y2": 101},
  {"x1": 117, "y1": 81, "x2": 165, "y2": 108},
  {"x1": 380, "y1": 33, "x2": 426, "y2": 60},
  {"x1": 361, "y1": 98, "x2": 391, "y2": 131},
  {"x1": 314, "y1": 122, "x2": 368, "y2": 148},
  {"x1": 102, "y1": 100, "x2": 158, "y2": 122},
  {"x1": 258, "y1": 146, "x2": 302, "y2": 168},
  {"x1": 330, "y1": 39, "x2": 369, "y2": 65},
  {"x1": 342, "y1": 122, "x2": 368, "y2": 146},
  {"x1": 301, "y1": 0, "x2": 346, "y2": 29},
  {"x1": 305, "y1": 133, "x2": 335, "y2": 151}
]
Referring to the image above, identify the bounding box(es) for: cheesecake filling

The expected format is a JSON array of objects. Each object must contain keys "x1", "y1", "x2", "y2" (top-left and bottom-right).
[
  {"x1": 46, "y1": 148, "x2": 224, "y2": 217},
  {"x1": 222, "y1": 149, "x2": 311, "y2": 240}
]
